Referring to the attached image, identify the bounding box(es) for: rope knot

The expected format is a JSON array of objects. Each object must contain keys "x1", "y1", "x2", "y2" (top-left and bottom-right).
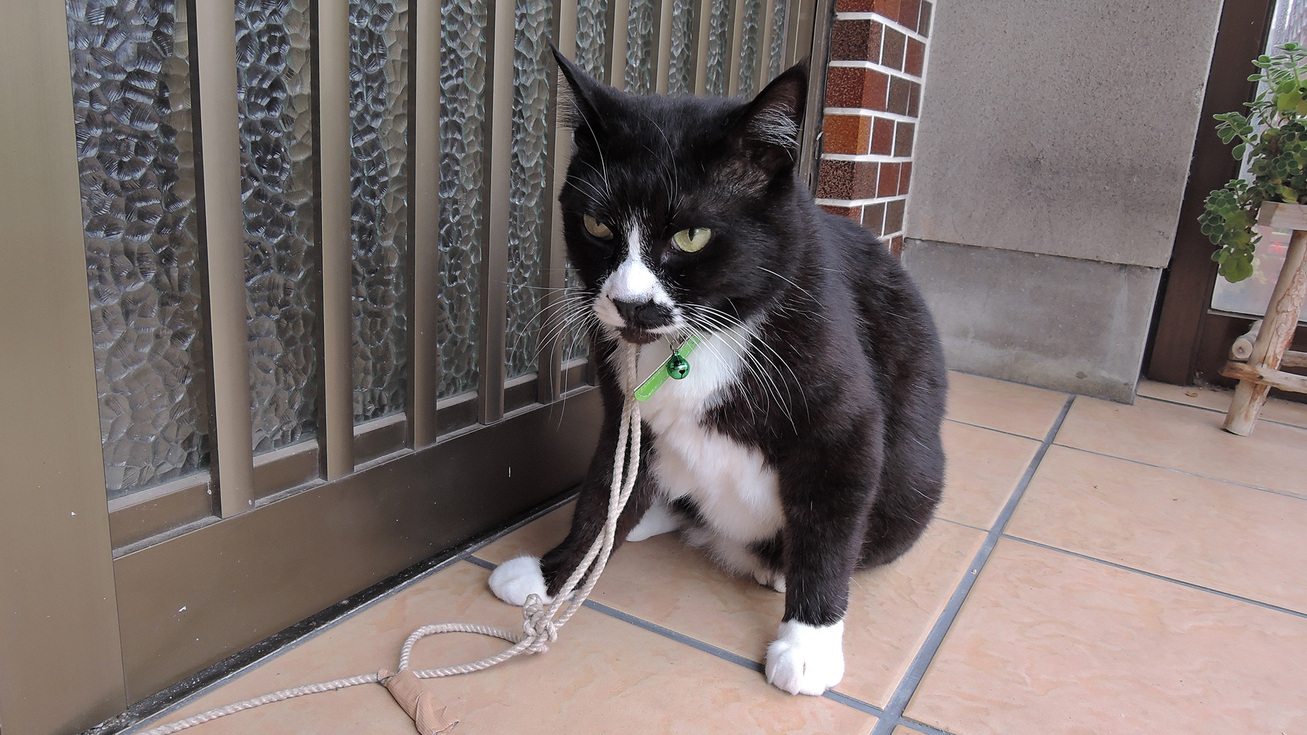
[{"x1": 521, "y1": 594, "x2": 557, "y2": 653}]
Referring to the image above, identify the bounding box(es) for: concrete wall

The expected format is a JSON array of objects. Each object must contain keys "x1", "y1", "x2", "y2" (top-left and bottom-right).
[{"x1": 904, "y1": 0, "x2": 1224, "y2": 400}]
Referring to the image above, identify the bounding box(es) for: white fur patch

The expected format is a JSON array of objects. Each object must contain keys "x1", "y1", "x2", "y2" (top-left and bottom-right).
[
  {"x1": 487, "y1": 556, "x2": 551, "y2": 607},
  {"x1": 765, "y1": 620, "x2": 845, "y2": 696},
  {"x1": 624, "y1": 324, "x2": 785, "y2": 547},
  {"x1": 594, "y1": 221, "x2": 679, "y2": 332},
  {"x1": 626, "y1": 498, "x2": 683, "y2": 542}
]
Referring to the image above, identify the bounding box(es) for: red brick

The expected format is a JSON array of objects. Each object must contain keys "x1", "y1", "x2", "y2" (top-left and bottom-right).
[
  {"x1": 863, "y1": 202, "x2": 887, "y2": 235},
  {"x1": 894, "y1": 120, "x2": 915, "y2": 157},
  {"x1": 899, "y1": 0, "x2": 921, "y2": 31},
  {"x1": 899, "y1": 161, "x2": 913, "y2": 196},
  {"x1": 919, "y1": 0, "x2": 933, "y2": 37},
  {"x1": 822, "y1": 114, "x2": 872, "y2": 155},
  {"x1": 821, "y1": 204, "x2": 862, "y2": 221},
  {"x1": 877, "y1": 162, "x2": 901, "y2": 197},
  {"x1": 817, "y1": 160, "x2": 853, "y2": 199},
  {"x1": 882, "y1": 28, "x2": 906, "y2": 71},
  {"x1": 830, "y1": 19, "x2": 883, "y2": 62},
  {"x1": 852, "y1": 161, "x2": 881, "y2": 199},
  {"x1": 905, "y1": 37, "x2": 925, "y2": 77},
  {"x1": 908, "y1": 80, "x2": 921, "y2": 116},
  {"x1": 873, "y1": 0, "x2": 900, "y2": 21},
  {"x1": 825, "y1": 66, "x2": 889, "y2": 109},
  {"x1": 886, "y1": 235, "x2": 903, "y2": 258},
  {"x1": 885, "y1": 197, "x2": 905, "y2": 233},
  {"x1": 835, "y1": 0, "x2": 875, "y2": 12},
  {"x1": 871, "y1": 116, "x2": 894, "y2": 154},
  {"x1": 887, "y1": 76, "x2": 911, "y2": 115}
]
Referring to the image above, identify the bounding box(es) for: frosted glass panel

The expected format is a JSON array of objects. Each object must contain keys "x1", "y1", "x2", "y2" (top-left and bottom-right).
[
  {"x1": 736, "y1": 0, "x2": 764, "y2": 97},
  {"x1": 768, "y1": 0, "x2": 788, "y2": 80},
  {"x1": 668, "y1": 0, "x2": 697, "y2": 95},
  {"x1": 438, "y1": 0, "x2": 488, "y2": 398},
  {"x1": 235, "y1": 0, "x2": 321, "y2": 454},
  {"x1": 576, "y1": 0, "x2": 611, "y2": 79},
  {"x1": 349, "y1": 0, "x2": 411, "y2": 422},
  {"x1": 68, "y1": 0, "x2": 212, "y2": 499},
  {"x1": 505, "y1": 0, "x2": 555, "y2": 379},
  {"x1": 704, "y1": 0, "x2": 732, "y2": 95},
  {"x1": 624, "y1": 0, "x2": 658, "y2": 94}
]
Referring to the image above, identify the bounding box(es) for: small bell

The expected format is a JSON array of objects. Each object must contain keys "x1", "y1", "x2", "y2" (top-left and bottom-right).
[{"x1": 666, "y1": 353, "x2": 691, "y2": 380}]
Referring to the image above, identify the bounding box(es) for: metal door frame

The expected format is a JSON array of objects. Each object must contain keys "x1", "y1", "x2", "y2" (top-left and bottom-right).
[{"x1": 0, "y1": 0, "x2": 827, "y2": 729}]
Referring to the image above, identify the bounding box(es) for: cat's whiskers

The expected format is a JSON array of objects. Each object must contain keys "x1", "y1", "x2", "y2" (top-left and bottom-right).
[
  {"x1": 691, "y1": 303, "x2": 808, "y2": 424},
  {"x1": 684, "y1": 305, "x2": 796, "y2": 431},
  {"x1": 683, "y1": 315, "x2": 766, "y2": 424}
]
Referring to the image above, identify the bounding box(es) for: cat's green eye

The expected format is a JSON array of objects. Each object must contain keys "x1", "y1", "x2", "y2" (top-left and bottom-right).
[
  {"x1": 583, "y1": 214, "x2": 613, "y2": 240},
  {"x1": 672, "y1": 228, "x2": 712, "y2": 253}
]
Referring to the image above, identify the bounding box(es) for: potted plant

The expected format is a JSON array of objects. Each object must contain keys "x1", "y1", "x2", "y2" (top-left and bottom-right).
[{"x1": 1199, "y1": 42, "x2": 1307, "y2": 434}]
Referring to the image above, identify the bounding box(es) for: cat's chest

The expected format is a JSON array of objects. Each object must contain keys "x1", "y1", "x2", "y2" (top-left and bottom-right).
[{"x1": 623, "y1": 329, "x2": 784, "y2": 542}]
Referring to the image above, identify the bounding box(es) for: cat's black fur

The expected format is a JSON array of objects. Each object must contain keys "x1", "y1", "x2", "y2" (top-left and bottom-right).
[{"x1": 524, "y1": 50, "x2": 945, "y2": 693}]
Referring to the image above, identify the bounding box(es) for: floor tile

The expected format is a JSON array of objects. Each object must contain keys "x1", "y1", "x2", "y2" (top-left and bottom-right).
[
  {"x1": 1055, "y1": 395, "x2": 1307, "y2": 499},
  {"x1": 479, "y1": 506, "x2": 985, "y2": 709},
  {"x1": 936, "y1": 421, "x2": 1040, "y2": 529},
  {"x1": 944, "y1": 371, "x2": 1069, "y2": 439},
  {"x1": 141, "y1": 561, "x2": 875, "y2": 734},
  {"x1": 1007, "y1": 446, "x2": 1307, "y2": 613},
  {"x1": 904, "y1": 540, "x2": 1307, "y2": 735},
  {"x1": 1137, "y1": 378, "x2": 1307, "y2": 429}
]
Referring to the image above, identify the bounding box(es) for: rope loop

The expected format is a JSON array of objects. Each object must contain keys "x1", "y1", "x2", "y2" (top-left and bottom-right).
[
  {"x1": 521, "y1": 594, "x2": 557, "y2": 653},
  {"x1": 139, "y1": 343, "x2": 644, "y2": 735}
]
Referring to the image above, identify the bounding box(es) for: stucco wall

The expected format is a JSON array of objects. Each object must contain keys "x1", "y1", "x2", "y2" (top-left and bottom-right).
[{"x1": 906, "y1": 1, "x2": 1223, "y2": 268}]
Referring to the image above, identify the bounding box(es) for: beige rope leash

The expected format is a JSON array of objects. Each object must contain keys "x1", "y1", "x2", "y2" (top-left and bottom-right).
[{"x1": 140, "y1": 344, "x2": 643, "y2": 735}]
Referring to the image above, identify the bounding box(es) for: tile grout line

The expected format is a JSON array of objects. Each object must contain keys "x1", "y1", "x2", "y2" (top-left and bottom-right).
[
  {"x1": 1000, "y1": 534, "x2": 1307, "y2": 621},
  {"x1": 867, "y1": 395, "x2": 1077, "y2": 735},
  {"x1": 465, "y1": 555, "x2": 896, "y2": 716},
  {"x1": 1136, "y1": 392, "x2": 1307, "y2": 432},
  {"x1": 1049, "y1": 442, "x2": 1307, "y2": 503}
]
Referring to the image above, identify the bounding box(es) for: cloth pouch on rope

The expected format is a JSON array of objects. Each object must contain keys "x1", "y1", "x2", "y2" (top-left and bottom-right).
[{"x1": 379, "y1": 669, "x2": 458, "y2": 734}]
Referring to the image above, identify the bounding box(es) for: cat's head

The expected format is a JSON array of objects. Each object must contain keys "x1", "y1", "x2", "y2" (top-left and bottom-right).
[{"x1": 554, "y1": 48, "x2": 809, "y2": 348}]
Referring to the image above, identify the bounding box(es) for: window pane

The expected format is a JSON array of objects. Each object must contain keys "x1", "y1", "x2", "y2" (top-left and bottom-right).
[
  {"x1": 438, "y1": 0, "x2": 488, "y2": 399},
  {"x1": 350, "y1": 0, "x2": 411, "y2": 422},
  {"x1": 68, "y1": 0, "x2": 211, "y2": 499},
  {"x1": 505, "y1": 0, "x2": 555, "y2": 380},
  {"x1": 235, "y1": 0, "x2": 321, "y2": 454}
]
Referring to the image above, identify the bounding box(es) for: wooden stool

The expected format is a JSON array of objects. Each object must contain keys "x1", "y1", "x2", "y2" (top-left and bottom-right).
[{"x1": 1221, "y1": 201, "x2": 1307, "y2": 435}]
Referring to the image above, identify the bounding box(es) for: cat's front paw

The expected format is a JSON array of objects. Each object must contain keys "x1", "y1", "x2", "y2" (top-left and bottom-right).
[
  {"x1": 765, "y1": 620, "x2": 845, "y2": 696},
  {"x1": 487, "y1": 556, "x2": 552, "y2": 606}
]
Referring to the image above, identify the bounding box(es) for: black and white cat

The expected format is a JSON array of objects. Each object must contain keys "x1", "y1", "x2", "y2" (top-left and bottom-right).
[{"x1": 489, "y1": 50, "x2": 947, "y2": 696}]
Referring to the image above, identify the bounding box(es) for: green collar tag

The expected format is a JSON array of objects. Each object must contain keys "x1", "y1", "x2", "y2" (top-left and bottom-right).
[{"x1": 634, "y1": 335, "x2": 702, "y2": 401}]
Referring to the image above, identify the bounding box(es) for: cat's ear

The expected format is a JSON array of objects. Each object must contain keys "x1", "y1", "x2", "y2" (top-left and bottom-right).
[
  {"x1": 729, "y1": 60, "x2": 809, "y2": 169},
  {"x1": 550, "y1": 42, "x2": 612, "y2": 136}
]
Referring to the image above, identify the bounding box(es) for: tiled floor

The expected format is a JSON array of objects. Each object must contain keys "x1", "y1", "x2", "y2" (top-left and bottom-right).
[{"x1": 136, "y1": 374, "x2": 1307, "y2": 735}]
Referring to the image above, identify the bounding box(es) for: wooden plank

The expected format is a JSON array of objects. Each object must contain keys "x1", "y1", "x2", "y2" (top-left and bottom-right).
[
  {"x1": 1221, "y1": 360, "x2": 1307, "y2": 394},
  {"x1": 1258, "y1": 200, "x2": 1307, "y2": 230}
]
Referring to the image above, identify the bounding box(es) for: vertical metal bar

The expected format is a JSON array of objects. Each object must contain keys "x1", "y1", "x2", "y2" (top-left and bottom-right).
[
  {"x1": 694, "y1": 0, "x2": 714, "y2": 94},
  {"x1": 655, "y1": 0, "x2": 674, "y2": 93},
  {"x1": 728, "y1": 0, "x2": 747, "y2": 95},
  {"x1": 759, "y1": 0, "x2": 778, "y2": 88},
  {"x1": 539, "y1": 0, "x2": 580, "y2": 404},
  {"x1": 611, "y1": 0, "x2": 632, "y2": 87},
  {"x1": 796, "y1": 0, "x2": 831, "y2": 191},
  {"x1": 412, "y1": 0, "x2": 442, "y2": 446},
  {"x1": 195, "y1": 0, "x2": 256, "y2": 516},
  {"x1": 480, "y1": 0, "x2": 513, "y2": 424},
  {"x1": 0, "y1": 2, "x2": 128, "y2": 729},
  {"x1": 319, "y1": 0, "x2": 356, "y2": 476}
]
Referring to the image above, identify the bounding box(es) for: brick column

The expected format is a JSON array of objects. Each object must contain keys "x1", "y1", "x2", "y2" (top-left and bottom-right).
[{"x1": 816, "y1": 0, "x2": 932, "y2": 257}]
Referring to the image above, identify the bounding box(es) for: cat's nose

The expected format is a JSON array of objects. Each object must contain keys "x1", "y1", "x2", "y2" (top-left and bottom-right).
[{"x1": 612, "y1": 298, "x2": 674, "y2": 330}]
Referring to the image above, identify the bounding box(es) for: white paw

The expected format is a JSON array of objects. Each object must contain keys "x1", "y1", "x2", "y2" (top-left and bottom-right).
[
  {"x1": 765, "y1": 620, "x2": 845, "y2": 696},
  {"x1": 626, "y1": 499, "x2": 683, "y2": 542},
  {"x1": 487, "y1": 556, "x2": 552, "y2": 606},
  {"x1": 751, "y1": 568, "x2": 787, "y2": 594}
]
